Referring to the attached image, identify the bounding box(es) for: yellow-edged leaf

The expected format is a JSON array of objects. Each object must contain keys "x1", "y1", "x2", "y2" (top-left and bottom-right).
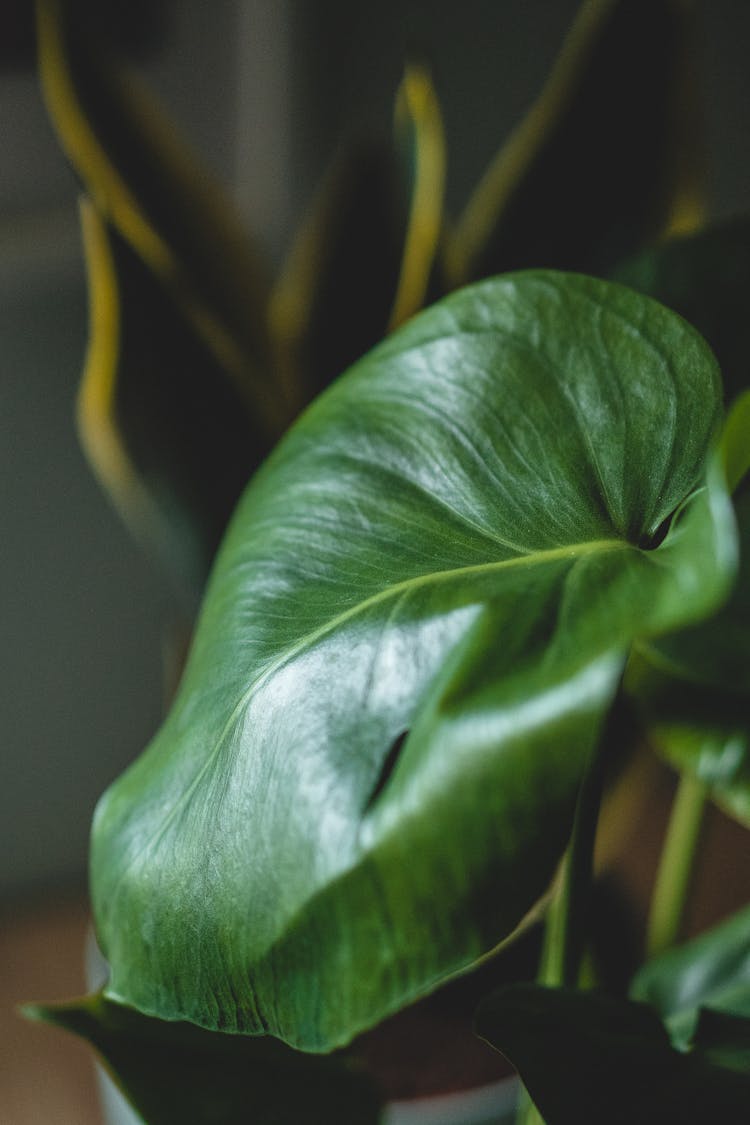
[
  {"x1": 388, "y1": 63, "x2": 446, "y2": 329},
  {"x1": 36, "y1": 0, "x2": 287, "y2": 436},
  {"x1": 270, "y1": 142, "x2": 406, "y2": 408},
  {"x1": 445, "y1": 0, "x2": 704, "y2": 288},
  {"x1": 78, "y1": 200, "x2": 276, "y2": 603}
]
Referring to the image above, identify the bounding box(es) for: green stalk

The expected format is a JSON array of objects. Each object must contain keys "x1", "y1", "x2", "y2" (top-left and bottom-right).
[
  {"x1": 544, "y1": 746, "x2": 607, "y2": 988},
  {"x1": 646, "y1": 771, "x2": 708, "y2": 959},
  {"x1": 515, "y1": 694, "x2": 626, "y2": 1125}
]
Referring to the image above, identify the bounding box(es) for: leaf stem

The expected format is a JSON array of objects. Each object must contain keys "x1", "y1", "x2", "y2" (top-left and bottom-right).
[
  {"x1": 542, "y1": 694, "x2": 627, "y2": 989},
  {"x1": 515, "y1": 691, "x2": 628, "y2": 1125},
  {"x1": 646, "y1": 771, "x2": 707, "y2": 959}
]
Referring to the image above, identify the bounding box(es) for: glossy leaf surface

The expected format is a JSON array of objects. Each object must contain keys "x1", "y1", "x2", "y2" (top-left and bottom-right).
[
  {"x1": 25, "y1": 994, "x2": 382, "y2": 1125},
  {"x1": 619, "y1": 222, "x2": 750, "y2": 821},
  {"x1": 630, "y1": 491, "x2": 750, "y2": 825},
  {"x1": 632, "y1": 903, "x2": 750, "y2": 1047},
  {"x1": 476, "y1": 984, "x2": 750, "y2": 1124},
  {"x1": 92, "y1": 272, "x2": 734, "y2": 1051},
  {"x1": 446, "y1": 0, "x2": 702, "y2": 288}
]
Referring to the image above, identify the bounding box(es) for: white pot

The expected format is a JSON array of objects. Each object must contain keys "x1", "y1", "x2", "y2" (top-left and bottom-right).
[{"x1": 87, "y1": 936, "x2": 518, "y2": 1125}]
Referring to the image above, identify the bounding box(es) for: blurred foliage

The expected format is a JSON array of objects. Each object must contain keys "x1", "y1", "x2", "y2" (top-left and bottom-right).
[{"x1": 37, "y1": 0, "x2": 703, "y2": 603}]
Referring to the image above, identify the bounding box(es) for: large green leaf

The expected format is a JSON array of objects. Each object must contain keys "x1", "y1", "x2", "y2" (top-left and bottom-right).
[
  {"x1": 24, "y1": 994, "x2": 382, "y2": 1125},
  {"x1": 617, "y1": 219, "x2": 750, "y2": 819},
  {"x1": 475, "y1": 983, "x2": 750, "y2": 1124},
  {"x1": 91, "y1": 272, "x2": 734, "y2": 1051},
  {"x1": 445, "y1": 0, "x2": 703, "y2": 288},
  {"x1": 629, "y1": 491, "x2": 750, "y2": 825}
]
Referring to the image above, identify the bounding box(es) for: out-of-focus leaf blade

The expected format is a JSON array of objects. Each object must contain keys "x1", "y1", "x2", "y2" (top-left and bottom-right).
[
  {"x1": 722, "y1": 391, "x2": 750, "y2": 495},
  {"x1": 617, "y1": 217, "x2": 750, "y2": 820},
  {"x1": 36, "y1": 0, "x2": 285, "y2": 436},
  {"x1": 91, "y1": 273, "x2": 733, "y2": 1051},
  {"x1": 24, "y1": 994, "x2": 383, "y2": 1125},
  {"x1": 388, "y1": 64, "x2": 446, "y2": 329},
  {"x1": 271, "y1": 66, "x2": 445, "y2": 408},
  {"x1": 78, "y1": 201, "x2": 274, "y2": 602},
  {"x1": 693, "y1": 1009, "x2": 750, "y2": 1076},
  {"x1": 476, "y1": 984, "x2": 750, "y2": 1125},
  {"x1": 446, "y1": 0, "x2": 703, "y2": 287},
  {"x1": 630, "y1": 488, "x2": 750, "y2": 825},
  {"x1": 632, "y1": 903, "x2": 750, "y2": 1047},
  {"x1": 270, "y1": 142, "x2": 407, "y2": 411},
  {"x1": 614, "y1": 215, "x2": 750, "y2": 408}
]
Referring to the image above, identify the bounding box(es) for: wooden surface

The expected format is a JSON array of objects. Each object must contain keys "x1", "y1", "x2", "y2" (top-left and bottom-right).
[{"x1": 1, "y1": 894, "x2": 103, "y2": 1125}]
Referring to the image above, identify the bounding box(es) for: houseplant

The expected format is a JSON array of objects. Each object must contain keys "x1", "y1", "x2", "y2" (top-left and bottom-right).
[{"x1": 26, "y1": 1, "x2": 750, "y2": 1122}]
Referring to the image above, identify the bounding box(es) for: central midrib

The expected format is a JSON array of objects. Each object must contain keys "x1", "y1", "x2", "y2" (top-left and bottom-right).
[{"x1": 147, "y1": 536, "x2": 631, "y2": 833}]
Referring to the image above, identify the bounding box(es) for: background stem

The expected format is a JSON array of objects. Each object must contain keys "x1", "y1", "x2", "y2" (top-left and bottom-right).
[
  {"x1": 646, "y1": 770, "x2": 708, "y2": 959},
  {"x1": 515, "y1": 691, "x2": 629, "y2": 1125}
]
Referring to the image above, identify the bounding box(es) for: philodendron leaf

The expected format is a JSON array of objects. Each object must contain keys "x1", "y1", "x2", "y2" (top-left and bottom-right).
[
  {"x1": 24, "y1": 994, "x2": 382, "y2": 1125},
  {"x1": 445, "y1": 0, "x2": 703, "y2": 288},
  {"x1": 629, "y1": 464, "x2": 750, "y2": 826},
  {"x1": 78, "y1": 202, "x2": 275, "y2": 603},
  {"x1": 92, "y1": 272, "x2": 734, "y2": 1052},
  {"x1": 632, "y1": 903, "x2": 750, "y2": 1048},
  {"x1": 475, "y1": 984, "x2": 750, "y2": 1125},
  {"x1": 615, "y1": 218, "x2": 750, "y2": 820},
  {"x1": 36, "y1": 0, "x2": 284, "y2": 434}
]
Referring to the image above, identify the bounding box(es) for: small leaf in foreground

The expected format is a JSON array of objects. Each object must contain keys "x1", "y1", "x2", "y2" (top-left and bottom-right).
[
  {"x1": 632, "y1": 902, "x2": 750, "y2": 1047},
  {"x1": 24, "y1": 994, "x2": 383, "y2": 1125},
  {"x1": 475, "y1": 983, "x2": 750, "y2": 1125}
]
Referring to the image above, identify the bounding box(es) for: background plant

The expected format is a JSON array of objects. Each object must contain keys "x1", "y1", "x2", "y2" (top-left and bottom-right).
[{"x1": 26, "y1": 1, "x2": 750, "y2": 1122}]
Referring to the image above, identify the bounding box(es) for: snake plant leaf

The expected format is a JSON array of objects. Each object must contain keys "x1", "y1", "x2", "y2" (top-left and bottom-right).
[
  {"x1": 270, "y1": 141, "x2": 407, "y2": 412},
  {"x1": 632, "y1": 903, "x2": 750, "y2": 1049},
  {"x1": 24, "y1": 994, "x2": 382, "y2": 1125},
  {"x1": 387, "y1": 64, "x2": 446, "y2": 330},
  {"x1": 475, "y1": 983, "x2": 750, "y2": 1124},
  {"x1": 78, "y1": 201, "x2": 275, "y2": 602},
  {"x1": 91, "y1": 272, "x2": 734, "y2": 1052},
  {"x1": 445, "y1": 0, "x2": 703, "y2": 289},
  {"x1": 271, "y1": 66, "x2": 445, "y2": 410},
  {"x1": 614, "y1": 215, "x2": 750, "y2": 408},
  {"x1": 36, "y1": 0, "x2": 284, "y2": 436}
]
